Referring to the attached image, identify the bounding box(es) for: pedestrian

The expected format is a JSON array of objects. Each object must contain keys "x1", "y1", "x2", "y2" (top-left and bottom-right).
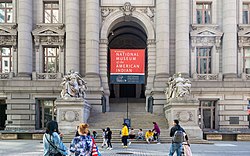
[
  {"x1": 145, "y1": 130, "x2": 154, "y2": 144},
  {"x1": 43, "y1": 120, "x2": 68, "y2": 156},
  {"x1": 69, "y1": 123, "x2": 93, "y2": 156},
  {"x1": 106, "y1": 127, "x2": 113, "y2": 150},
  {"x1": 152, "y1": 122, "x2": 161, "y2": 143},
  {"x1": 93, "y1": 130, "x2": 98, "y2": 139},
  {"x1": 121, "y1": 123, "x2": 129, "y2": 148},
  {"x1": 101, "y1": 129, "x2": 107, "y2": 148},
  {"x1": 75, "y1": 126, "x2": 80, "y2": 137},
  {"x1": 169, "y1": 119, "x2": 189, "y2": 156}
]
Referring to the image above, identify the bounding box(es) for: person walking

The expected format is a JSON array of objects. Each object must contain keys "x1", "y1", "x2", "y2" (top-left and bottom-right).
[
  {"x1": 152, "y1": 122, "x2": 161, "y2": 143},
  {"x1": 169, "y1": 119, "x2": 189, "y2": 156},
  {"x1": 43, "y1": 120, "x2": 68, "y2": 156},
  {"x1": 106, "y1": 127, "x2": 113, "y2": 150},
  {"x1": 69, "y1": 123, "x2": 94, "y2": 156},
  {"x1": 121, "y1": 123, "x2": 129, "y2": 148},
  {"x1": 101, "y1": 129, "x2": 107, "y2": 148}
]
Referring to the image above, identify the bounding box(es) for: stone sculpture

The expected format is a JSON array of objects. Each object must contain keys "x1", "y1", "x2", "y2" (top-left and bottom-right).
[
  {"x1": 165, "y1": 73, "x2": 191, "y2": 101},
  {"x1": 60, "y1": 70, "x2": 87, "y2": 99}
]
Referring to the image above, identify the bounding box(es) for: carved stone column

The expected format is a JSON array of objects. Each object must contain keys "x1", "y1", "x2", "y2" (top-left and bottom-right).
[
  {"x1": 18, "y1": 0, "x2": 33, "y2": 76},
  {"x1": 222, "y1": 0, "x2": 237, "y2": 78},
  {"x1": 176, "y1": 0, "x2": 190, "y2": 76},
  {"x1": 156, "y1": 0, "x2": 169, "y2": 77},
  {"x1": 85, "y1": 0, "x2": 100, "y2": 75},
  {"x1": 99, "y1": 39, "x2": 110, "y2": 111},
  {"x1": 65, "y1": 0, "x2": 80, "y2": 72}
]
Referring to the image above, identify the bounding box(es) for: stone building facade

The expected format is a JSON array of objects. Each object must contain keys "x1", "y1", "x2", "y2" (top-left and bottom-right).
[{"x1": 0, "y1": 0, "x2": 249, "y2": 131}]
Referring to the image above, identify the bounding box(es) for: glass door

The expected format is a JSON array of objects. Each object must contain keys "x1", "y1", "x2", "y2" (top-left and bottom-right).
[{"x1": 36, "y1": 100, "x2": 56, "y2": 129}]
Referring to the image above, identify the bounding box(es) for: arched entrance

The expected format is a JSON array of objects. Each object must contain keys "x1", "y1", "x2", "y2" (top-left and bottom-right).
[
  {"x1": 108, "y1": 21, "x2": 147, "y2": 99},
  {"x1": 99, "y1": 10, "x2": 156, "y2": 112}
]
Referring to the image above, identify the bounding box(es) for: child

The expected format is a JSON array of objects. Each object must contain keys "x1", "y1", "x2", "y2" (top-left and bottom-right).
[
  {"x1": 136, "y1": 129, "x2": 144, "y2": 140},
  {"x1": 101, "y1": 129, "x2": 107, "y2": 148},
  {"x1": 106, "y1": 127, "x2": 113, "y2": 150}
]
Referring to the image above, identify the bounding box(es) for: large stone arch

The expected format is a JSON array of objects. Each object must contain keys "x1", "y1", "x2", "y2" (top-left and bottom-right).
[
  {"x1": 100, "y1": 10, "x2": 155, "y2": 40},
  {"x1": 99, "y1": 10, "x2": 156, "y2": 111}
]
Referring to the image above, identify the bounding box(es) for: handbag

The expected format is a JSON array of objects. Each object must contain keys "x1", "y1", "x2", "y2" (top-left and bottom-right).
[{"x1": 45, "y1": 135, "x2": 66, "y2": 156}]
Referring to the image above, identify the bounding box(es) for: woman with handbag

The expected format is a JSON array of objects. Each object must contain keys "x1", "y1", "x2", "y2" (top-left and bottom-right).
[{"x1": 43, "y1": 120, "x2": 68, "y2": 156}]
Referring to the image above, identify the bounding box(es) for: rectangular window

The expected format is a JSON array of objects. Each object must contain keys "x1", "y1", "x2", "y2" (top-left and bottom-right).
[
  {"x1": 244, "y1": 48, "x2": 250, "y2": 74},
  {"x1": 43, "y1": 47, "x2": 59, "y2": 73},
  {"x1": 0, "y1": 1, "x2": 13, "y2": 23},
  {"x1": 196, "y1": 47, "x2": 212, "y2": 74},
  {"x1": 196, "y1": 3, "x2": 211, "y2": 24},
  {"x1": 243, "y1": 4, "x2": 250, "y2": 24},
  {"x1": 0, "y1": 47, "x2": 12, "y2": 73},
  {"x1": 43, "y1": 1, "x2": 59, "y2": 23}
]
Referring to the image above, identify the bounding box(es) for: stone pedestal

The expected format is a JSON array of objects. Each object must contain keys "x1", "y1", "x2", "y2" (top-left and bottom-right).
[
  {"x1": 164, "y1": 97, "x2": 203, "y2": 139},
  {"x1": 56, "y1": 98, "x2": 91, "y2": 133}
]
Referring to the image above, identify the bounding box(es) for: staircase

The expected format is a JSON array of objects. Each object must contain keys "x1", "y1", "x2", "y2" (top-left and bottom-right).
[{"x1": 62, "y1": 98, "x2": 212, "y2": 144}]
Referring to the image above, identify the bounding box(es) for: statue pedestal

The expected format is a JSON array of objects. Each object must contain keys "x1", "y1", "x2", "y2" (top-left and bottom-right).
[
  {"x1": 56, "y1": 98, "x2": 91, "y2": 133},
  {"x1": 164, "y1": 97, "x2": 203, "y2": 139}
]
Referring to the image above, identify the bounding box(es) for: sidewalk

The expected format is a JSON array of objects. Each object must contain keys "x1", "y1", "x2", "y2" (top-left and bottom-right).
[{"x1": 0, "y1": 140, "x2": 167, "y2": 156}]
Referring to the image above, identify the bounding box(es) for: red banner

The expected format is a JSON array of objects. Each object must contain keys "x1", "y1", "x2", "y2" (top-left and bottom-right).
[{"x1": 110, "y1": 49, "x2": 145, "y2": 75}]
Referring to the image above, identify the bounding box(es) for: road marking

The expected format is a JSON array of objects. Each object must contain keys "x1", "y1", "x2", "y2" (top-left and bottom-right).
[{"x1": 214, "y1": 144, "x2": 237, "y2": 147}]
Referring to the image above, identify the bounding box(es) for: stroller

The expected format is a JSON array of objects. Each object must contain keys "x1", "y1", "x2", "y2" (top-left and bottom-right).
[{"x1": 181, "y1": 142, "x2": 192, "y2": 156}]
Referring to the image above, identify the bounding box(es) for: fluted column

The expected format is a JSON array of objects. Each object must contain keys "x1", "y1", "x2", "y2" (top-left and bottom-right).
[
  {"x1": 18, "y1": 0, "x2": 33, "y2": 76},
  {"x1": 156, "y1": 0, "x2": 169, "y2": 77},
  {"x1": 176, "y1": 0, "x2": 190, "y2": 76},
  {"x1": 85, "y1": 0, "x2": 100, "y2": 75},
  {"x1": 65, "y1": 0, "x2": 79, "y2": 72},
  {"x1": 222, "y1": 0, "x2": 237, "y2": 77}
]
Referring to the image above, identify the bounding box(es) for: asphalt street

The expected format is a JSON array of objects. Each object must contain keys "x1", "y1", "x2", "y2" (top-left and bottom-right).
[{"x1": 0, "y1": 140, "x2": 250, "y2": 156}]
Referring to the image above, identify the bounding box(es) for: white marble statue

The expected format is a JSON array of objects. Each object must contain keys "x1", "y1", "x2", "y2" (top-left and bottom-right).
[
  {"x1": 60, "y1": 70, "x2": 87, "y2": 99},
  {"x1": 165, "y1": 73, "x2": 191, "y2": 101}
]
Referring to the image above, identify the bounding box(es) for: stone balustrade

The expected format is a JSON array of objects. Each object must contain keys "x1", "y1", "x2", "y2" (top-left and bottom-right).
[
  {"x1": 32, "y1": 72, "x2": 62, "y2": 80},
  {"x1": 0, "y1": 72, "x2": 14, "y2": 79},
  {"x1": 193, "y1": 73, "x2": 222, "y2": 81}
]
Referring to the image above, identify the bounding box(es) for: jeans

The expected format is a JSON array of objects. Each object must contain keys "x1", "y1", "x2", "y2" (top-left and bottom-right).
[{"x1": 169, "y1": 143, "x2": 182, "y2": 156}]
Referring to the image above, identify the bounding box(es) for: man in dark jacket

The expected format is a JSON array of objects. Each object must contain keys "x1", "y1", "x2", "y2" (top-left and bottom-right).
[{"x1": 169, "y1": 119, "x2": 189, "y2": 156}]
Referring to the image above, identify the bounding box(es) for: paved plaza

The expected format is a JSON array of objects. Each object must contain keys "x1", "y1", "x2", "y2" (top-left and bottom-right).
[{"x1": 0, "y1": 140, "x2": 250, "y2": 156}]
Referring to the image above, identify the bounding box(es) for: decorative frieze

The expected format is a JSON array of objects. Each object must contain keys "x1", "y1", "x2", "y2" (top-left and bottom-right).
[
  {"x1": 238, "y1": 25, "x2": 250, "y2": 47},
  {"x1": 0, "y1": 24, "x2": 17, "y2": 47},
  {"x1": 32, "y1": 24, "x2": 65, "y2": 46},
  {"x1": 190, "y1": 25, "x2": 223, "y2": 49}
]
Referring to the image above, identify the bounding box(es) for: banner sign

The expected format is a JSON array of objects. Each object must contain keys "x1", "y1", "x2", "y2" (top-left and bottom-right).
[{"x1": 110, "y1": 49, "x2": 145, "y2": 84}]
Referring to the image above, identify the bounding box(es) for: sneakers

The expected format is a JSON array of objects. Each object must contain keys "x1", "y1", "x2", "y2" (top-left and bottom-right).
[
  {"x1": 128, "y1": 141, "x2": 131, "y2": 146},
  {"x1": 109, "y1": 148, "x2": 113, "y2": 150},
  {"x1": 123, "y1": 146, "x2": 128, "y2": 148}
]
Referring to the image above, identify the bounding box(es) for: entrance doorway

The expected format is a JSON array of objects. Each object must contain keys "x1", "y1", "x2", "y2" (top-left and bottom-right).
[
  {"x1": 108, "y1": 21, "x2": 147, "y2": 101},
  {"x1": 35, "y1": 99, "x2": 56, "y2": 129},
  {"x1": 199, "y1": 100, "x2": 218, "y2": 130},
  {"x1": 0, "y1": 100, "x2": 7, "y2": 130}
]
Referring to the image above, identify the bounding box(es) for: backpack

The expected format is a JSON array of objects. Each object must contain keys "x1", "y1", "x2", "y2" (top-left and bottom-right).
[{"x1": 172, "y1": 130, "x2": 184, "y2": 143}]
